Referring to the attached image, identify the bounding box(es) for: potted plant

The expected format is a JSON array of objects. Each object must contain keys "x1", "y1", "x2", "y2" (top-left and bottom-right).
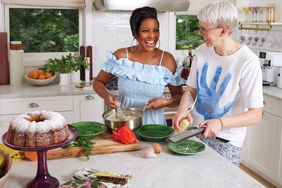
[{"x1": 40, "y1": 54, "x2": 89, "y2": 85}]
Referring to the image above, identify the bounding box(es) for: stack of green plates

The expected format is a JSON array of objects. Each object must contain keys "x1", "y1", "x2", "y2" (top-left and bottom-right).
[
  {"x1": 135, "y1": 124, "x2": 174, "y2": 142},
  {"x1": 168, "y1": 139, "x2": 205, "y2": 155},
  {"x1": 72, "y1": 121, "x2": 107, "y2": 139}
]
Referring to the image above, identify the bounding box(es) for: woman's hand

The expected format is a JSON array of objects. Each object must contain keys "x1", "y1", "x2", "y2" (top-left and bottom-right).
[
  {"x1": 173, "y1": 110, "x2": 193, "y2": 131},
  {"x1": 199, "y1": 118, "x2": 223, "y2": 138},
  {"x1": 105, "y1": 95, "x2": 119, "y2": 109},
  {"x1": 146, "y1": 97, "x2": 168, "y2": 110}
]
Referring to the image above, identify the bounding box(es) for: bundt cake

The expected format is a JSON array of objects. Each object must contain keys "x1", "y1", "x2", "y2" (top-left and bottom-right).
[{"x1": 7, "y1": 111, "x2": 70, "y2": 147}]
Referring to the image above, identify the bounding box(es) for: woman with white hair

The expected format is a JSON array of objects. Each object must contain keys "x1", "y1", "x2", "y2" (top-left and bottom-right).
[{"x1": 173, "y1": 1, "x2": 263, "y2": 166}]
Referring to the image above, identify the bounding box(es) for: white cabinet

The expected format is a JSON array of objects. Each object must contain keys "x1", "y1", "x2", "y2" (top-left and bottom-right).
[
  {"x1": 242, "y1": 94, "x2": 282, "y2": 187},
  {"x1": 73, "y1": 94, "x2": 104, "y2": 123},
  {"x1": 0, "y1": 93, "x2": 105, "y2": 143},
  {"x1": 0, "y1": 96, "x2": 73, "y2": 115},
  {"x1": 278, "y1": 117, "x2": 282, "y2": 184},
  {"x1": 0, "y1": 96, "x2": 74, "y2": 141}
]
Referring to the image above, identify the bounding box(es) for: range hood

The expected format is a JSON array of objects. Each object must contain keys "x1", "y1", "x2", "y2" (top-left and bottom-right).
[{"x1": 93, "y1": 0, "x2": 190, "y2": 12}]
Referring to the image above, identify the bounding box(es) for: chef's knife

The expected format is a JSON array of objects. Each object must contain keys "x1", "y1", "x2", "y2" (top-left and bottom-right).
[{"x1": 169, "y1": 128, "x2": 205, "y2": 143}]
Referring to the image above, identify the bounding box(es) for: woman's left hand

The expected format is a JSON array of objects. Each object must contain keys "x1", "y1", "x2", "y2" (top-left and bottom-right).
[
  {"x1": 199, "y1": 118, "x2": 223, "y2": 138},
  {"x1": 146, "y1": 97, "x2": 168, "y2": 110}
]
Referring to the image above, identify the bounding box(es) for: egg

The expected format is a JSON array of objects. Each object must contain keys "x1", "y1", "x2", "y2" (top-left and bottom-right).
[{"x1": 152, "y1": 143, "x2": 161, "y2": 154}]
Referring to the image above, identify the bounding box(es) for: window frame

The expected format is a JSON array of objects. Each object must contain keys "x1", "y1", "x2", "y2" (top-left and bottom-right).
[
  {"x1": 168, "y1": 12, "x2": 199, "y2": 61},
  {"x1": 4, "y1": 4, "x2": 84, "y2": 67}
]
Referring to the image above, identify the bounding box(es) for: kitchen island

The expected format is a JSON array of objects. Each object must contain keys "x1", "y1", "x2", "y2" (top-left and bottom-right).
[{"x1": 5, "y1": 140, "x2": 263, "y2": 188}]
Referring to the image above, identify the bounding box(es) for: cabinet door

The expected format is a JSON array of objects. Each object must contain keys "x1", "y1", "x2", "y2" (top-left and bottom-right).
[
  {"x1": 278, "y1": 117, "x2": 282, "y2": 186},
  {"x1": 0, "y1": 115, "x2": 15, "y2": 141},
  {"x1": 0, "y1": 111, "x2": 73, "y2": 143},
  {"x1": 245, "y1": 111, "x2": 280, "y2": 179},
  {"x1": 73, "y1": 94, "x2": 104, "y2": 123},
  {"x1": 0, "y1": 96, "x2": 73, "y2": 115}
]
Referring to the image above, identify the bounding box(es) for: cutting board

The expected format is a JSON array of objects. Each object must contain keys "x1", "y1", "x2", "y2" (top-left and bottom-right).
[{"x1": 46, "y1": 134, "x2": 142, "y2": 160}]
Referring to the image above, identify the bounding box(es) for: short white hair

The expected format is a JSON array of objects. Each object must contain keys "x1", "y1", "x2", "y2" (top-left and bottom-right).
[{"x1": 197, "y1": 1, "x2": 238, "y2": 33}]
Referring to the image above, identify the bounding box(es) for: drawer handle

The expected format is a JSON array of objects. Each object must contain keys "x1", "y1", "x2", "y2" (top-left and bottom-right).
[
  {"x1": 28, "y1": 103, "x2": 39, "y2": 108},
  {"x1": 85, "y1": 95, "x2": 94, "y2": 100},
  {"x1": 263, "y1": 100, "x2": 266, "y2": 105}
]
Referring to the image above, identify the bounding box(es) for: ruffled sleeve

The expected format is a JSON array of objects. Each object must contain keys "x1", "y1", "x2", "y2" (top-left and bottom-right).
[
  {"x1": 167, "y1": 66, "x2": 186, "y2": 86},
  {"x1": 102, "y1": 52, "x2": 176, "y2": 86}
]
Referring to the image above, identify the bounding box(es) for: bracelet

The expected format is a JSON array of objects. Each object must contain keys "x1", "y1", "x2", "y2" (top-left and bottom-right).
[{"x1": 217, "y1": 117, "x2": 224, "y2": 130}]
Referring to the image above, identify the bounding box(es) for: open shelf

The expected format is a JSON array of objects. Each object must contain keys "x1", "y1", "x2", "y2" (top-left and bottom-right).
[{"x1": 239, "y1": 22, "x2": 282, "y2": 31}]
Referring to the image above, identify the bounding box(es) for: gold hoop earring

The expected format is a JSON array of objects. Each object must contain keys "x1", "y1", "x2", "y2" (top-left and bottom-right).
[
  {"x1": 131, "y1": 38, "x2": 138, "y2": 51},
  {"x1": 157, "y1": 39, "x2": 161, "y2": 48}
]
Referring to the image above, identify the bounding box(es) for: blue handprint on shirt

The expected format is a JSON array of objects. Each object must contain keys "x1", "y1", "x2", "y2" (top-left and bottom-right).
[{"x1": 196, "y1": 63, "x2": 234, "y2": 120}]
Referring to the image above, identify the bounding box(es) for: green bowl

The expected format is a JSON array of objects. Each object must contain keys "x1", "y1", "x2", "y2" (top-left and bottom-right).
[
  {"x1": 135, "y1": 124, "x2": 174, "y2": 142},
  {"x1": 168, "y1": 139, "x2": 205, "y2": 155},
  {"x1": 72, "y1": 121, "x2": 107, "y2": 139}
]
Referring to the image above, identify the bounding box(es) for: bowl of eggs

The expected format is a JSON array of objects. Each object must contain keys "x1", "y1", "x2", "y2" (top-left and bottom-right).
[{"x1": 25, "y1": 70, "x2": 56, "y2": 86}]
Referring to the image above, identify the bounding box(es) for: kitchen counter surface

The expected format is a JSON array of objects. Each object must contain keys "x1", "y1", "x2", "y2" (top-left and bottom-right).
[
  {"x1": 0, "y1": 84, "x2": 282, "y2": 100},
  {"x1": 5, "y1": 140, "x2": 263, "y2": 188},
  {"x1": 263, "y1": 86, "x2": 282, "y2": 99},
  {"x1": 0, "y1": 84, "x2": 94, "y2": 99}
]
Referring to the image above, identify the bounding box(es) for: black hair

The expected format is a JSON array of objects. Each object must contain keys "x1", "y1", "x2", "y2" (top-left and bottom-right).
[{"x1": 130, "y1": 6, "x2": 159, "y2": 37}]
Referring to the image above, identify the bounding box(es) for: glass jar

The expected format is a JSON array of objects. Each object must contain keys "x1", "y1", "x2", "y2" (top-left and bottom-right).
[{"x1": 10, "y1": 41, "x2": 22, "y2": 50}]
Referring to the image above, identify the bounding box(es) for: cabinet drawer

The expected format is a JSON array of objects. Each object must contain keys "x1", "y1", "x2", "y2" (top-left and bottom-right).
[
  {"x1": 0, "y1": 96, "x2": 73, "y2": 115},
  {"x1": 263, "y1": 95, "x2": 280, "y2": 116}
]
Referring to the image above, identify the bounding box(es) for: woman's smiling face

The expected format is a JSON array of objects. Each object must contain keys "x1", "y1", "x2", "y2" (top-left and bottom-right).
[{"x1": 136, "y1": 18, "x2": 160, "y2": 51}]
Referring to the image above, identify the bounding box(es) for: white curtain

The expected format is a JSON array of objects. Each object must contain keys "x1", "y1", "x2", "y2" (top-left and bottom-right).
[{"x1": 1, "y1": 0, "x2": 85, "y2": 8}]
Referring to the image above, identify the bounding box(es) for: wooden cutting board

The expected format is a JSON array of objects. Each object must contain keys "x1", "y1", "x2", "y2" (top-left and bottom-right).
[{"x1": 46, "y1": 134, "x2": 142, "y2": 160}]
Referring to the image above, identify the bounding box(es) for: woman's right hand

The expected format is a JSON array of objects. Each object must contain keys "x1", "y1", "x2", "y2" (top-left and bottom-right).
[
  {"x1": 172, "y1": 109, "x2": 193, "y2": 131},
  {"x1": 106, "y1": 95, "x2": 119, "y2": 109}
]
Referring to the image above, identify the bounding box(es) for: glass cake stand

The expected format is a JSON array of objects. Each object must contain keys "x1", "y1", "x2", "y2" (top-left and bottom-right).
[{"x1": 2, "y1": 125, "x2": 77, "y2": 188}]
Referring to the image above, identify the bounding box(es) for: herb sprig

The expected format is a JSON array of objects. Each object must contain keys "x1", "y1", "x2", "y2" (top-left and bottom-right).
[{"x1": 64, "y1": 137, "x2": 95, "y2": 160}]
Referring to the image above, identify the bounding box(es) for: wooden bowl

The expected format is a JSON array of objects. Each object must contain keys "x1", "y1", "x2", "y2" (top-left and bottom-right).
[{"x1": 0, "y1": 150, "x2": 12, "y2": 188}]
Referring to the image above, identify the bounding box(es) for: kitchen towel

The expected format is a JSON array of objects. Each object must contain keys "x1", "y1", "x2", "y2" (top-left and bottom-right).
[
  {"x1": 0, "y1": 32, "x2": 9, "y2": 85},
  {"x1": 9, "y1": 49, "x2": 24, "y2": 85}
]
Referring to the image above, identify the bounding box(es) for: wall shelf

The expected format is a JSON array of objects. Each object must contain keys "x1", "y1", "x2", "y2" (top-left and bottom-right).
[{"x1": 239, "y1": 22, "x2": 282, "y2": 31}]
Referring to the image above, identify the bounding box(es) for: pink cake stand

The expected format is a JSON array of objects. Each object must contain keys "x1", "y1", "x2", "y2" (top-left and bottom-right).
[{"x1": 2, "y1": 125, "x2": 77, "y2": 188}]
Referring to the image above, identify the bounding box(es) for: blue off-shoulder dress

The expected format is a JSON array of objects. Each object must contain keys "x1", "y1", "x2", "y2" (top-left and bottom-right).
[{"x1": 102, "y1": 50, "x2": 184, "y2": 125}]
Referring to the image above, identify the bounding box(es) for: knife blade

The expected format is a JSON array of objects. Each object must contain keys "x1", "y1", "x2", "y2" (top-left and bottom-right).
[{"x1": 169, "y1": 128, "x2": 205, "y2": 143}]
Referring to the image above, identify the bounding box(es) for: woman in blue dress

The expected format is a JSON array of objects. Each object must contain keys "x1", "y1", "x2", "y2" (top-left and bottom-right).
[{"x1": 93, "y1": 6, "x2": 183, "y2": 125}]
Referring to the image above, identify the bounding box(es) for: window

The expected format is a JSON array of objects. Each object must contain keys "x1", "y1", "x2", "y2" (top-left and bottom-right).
[
  {"x1": 176, "y1": 15, "x2": 204, "y2": 50},
  {"x1": 9, "y1": 8, "x2": 79, "y2": 53}
]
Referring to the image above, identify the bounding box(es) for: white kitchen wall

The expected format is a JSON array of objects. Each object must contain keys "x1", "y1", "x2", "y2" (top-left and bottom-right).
[{"x1": 92, "y1": 10, "x2": 170, "y2": 77}]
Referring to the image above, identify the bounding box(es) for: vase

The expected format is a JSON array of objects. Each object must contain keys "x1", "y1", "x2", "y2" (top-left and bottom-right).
[
  {"x1": 59, "y1": 73, "x2": 71, "y2": 86},
  {"x1": 71, "y1": 71, "x2": 80, "y2": 84}
]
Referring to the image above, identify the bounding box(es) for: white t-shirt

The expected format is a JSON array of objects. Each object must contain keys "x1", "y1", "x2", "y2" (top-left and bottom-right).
[{"x1": 187, "y1": 44, "x2": 263, "y2": 147}]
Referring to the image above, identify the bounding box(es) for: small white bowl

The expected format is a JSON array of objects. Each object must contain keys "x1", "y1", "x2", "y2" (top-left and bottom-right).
[{"x1": 24, "y1": 75, "x2": 57, "y2": 86}]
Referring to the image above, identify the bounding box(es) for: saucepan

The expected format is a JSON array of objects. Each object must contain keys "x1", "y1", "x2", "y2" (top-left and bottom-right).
[{"x1": 102, "y1": 108, "x2": 143, "y2": 131}]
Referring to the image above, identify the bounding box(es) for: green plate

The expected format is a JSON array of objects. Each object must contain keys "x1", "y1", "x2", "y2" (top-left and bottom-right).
[
  {"x1": 135, "y1": 124, "x2": 174, "y2": 142},
  {"x1": 72, "y1": 121, "x2": 107, "y2": 139},
  {"x1": 168, "y1": 139, "x2": 205, "y2": 155}
]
